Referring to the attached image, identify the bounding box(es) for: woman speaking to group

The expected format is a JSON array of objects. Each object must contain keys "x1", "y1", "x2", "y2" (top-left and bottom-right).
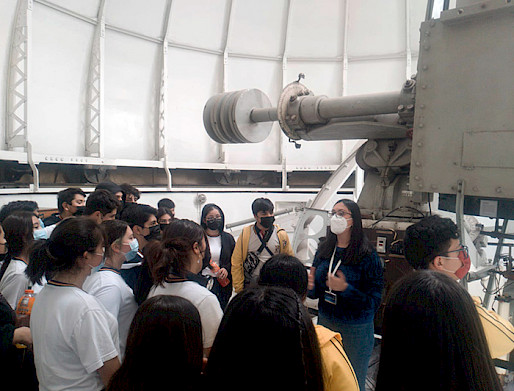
[{"x1": 308, "y1": 199, "x2": 383, "y2": 391}]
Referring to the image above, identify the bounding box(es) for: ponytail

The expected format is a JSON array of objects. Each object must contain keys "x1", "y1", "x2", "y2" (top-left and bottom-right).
[
  {"x1": 26, "y1": 217, "x2": 105, "y2": 284},
  {"x1": 26, "y1": 240, "x2": 54, "y2": 285},
  {"x1": 146, "y1": 219, "x2": 205, "y2": 285},
  {"x1": 147, "y1": 238, "x2": 191, "y2": 284}
]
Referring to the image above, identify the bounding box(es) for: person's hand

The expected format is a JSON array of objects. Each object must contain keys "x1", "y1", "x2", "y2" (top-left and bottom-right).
[
  {"x1": 217, "y1": 268, "x2": 228, "y2": 280},
  {"x1": 13, "y1": 327, "x2": 32, "y2": 346},
  {"x1": 308, "y1": 267, "x2": 316, "y2": 290},
  {"x1": 327, "y1": 270, "x2": 349, "y2": 292}
]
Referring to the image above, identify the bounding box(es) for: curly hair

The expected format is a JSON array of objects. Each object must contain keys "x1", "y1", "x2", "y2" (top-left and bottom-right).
[{"x1": 403, "y1": 215, "x2": 459, "y2": 270}]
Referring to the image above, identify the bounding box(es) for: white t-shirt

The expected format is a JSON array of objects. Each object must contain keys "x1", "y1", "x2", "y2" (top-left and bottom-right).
[
  {"x1": 202, "y1": 235, "x2": 223, "y2": 278},
  {"x1": 148, "y1": 280, "x2": 223, "y2": 349},
  {"x1": 0, "y1": 258, "x2": 45, "y2": 309},
  {"x1": 0, "y1": 258, "x2": 29, "y2": 309},
  {"x1": 83, "y1": 267, "x2": 138, "y2": 360},
  {"x1": 207, "y1": 235, "x2": 222, "y2": 264},
  {"x1": 30, "y1": 282, "x2": 120, "y2": 391}
]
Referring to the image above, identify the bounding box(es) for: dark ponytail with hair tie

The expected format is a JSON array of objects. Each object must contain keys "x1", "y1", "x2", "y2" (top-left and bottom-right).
[
  {"x1": 146, "y1": 219, "x2": 205, "y2": 285},
  {"x1": 25, "y1": 217, "x2": 105, "y2": 285}
]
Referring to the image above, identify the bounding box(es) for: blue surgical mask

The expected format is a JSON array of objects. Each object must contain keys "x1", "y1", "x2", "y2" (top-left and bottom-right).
[
  {"x1": 123, "y1": 239, "x2": 139, "y2": 262},
  {"x1": 88, "y1": 250, "x2": 106, "y2": 274},
  {"x1": 89, "y1": 257, "x2": 105, "y2": 274},
  {"x1": 33, "y1": 228, "x2": 48, "y2": 240},
  {"x1": 38, "y1": 218, "x2": 45, "y2": 229}
]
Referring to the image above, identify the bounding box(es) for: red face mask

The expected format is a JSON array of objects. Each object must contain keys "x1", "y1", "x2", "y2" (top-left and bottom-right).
[
  {"x1": 455, "y1": 248, "x2": 471, "y2": 280},
  {"x1": 441, "y1": 245, "x2": 471, "y2": 280}
]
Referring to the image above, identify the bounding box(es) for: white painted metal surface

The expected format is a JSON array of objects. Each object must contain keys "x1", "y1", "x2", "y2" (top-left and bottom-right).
[
  {"x1": 6, "y1": 0, "x2": 32, "y2": 151},
  {"x1": 85, "y1": 0, "x2": 106, "y2": 158},
  {"x1": 0, "y1": 0, "x2": 427, "y2": 177}
]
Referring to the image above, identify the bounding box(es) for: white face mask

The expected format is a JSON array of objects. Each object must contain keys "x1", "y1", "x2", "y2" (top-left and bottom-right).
[{"x1": 330, "y1": 215, "x2": 350, "y2": 235}]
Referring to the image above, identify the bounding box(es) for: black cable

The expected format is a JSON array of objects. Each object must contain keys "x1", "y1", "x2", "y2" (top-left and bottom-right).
[{"x1": 370, "y1": 206, "x2": 426, "y2": 228}]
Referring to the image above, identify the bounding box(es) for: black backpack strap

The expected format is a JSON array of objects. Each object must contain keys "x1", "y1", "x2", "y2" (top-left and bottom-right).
[{"x1": 254, "y1": 225, "x2": 274, "y2": 256}]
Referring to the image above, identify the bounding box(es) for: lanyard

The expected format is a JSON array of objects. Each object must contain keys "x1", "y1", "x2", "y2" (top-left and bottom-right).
[{"x1": 327, "y1": 249, "x2": 341, "y2": 293}]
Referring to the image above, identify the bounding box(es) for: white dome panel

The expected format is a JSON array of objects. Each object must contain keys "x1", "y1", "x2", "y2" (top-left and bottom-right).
[
  {"x1": 44, "y1": 0, "x2": 101, "y2": 19},
  {"x1": 168, "y1": 0, "x2": 229, "y2": 52},
  {"x1": 167, "y1": 48, "x2": 223, "y2": 164},
  {"x1": 228, "y1": 0, "x2": 288, "y2": 58},
  {"x1": 409, "y1": 3, "x2": 426, "y2": 55},
  {"x1": 104, "y1": 31, "x2": 160, "y2": 160},
  {"x1": 30, "y1": 4, "x2": 94, "y2": 156},
  {"x1": 287, "y1": 0, "x2": 345, "y2": 58},
  {"x1": 285, "y1": 61, "x2": 344, "y2": 97},
  {"x1": 105, "y1": 0, "x2": 169, "y2": 39},
  {"x1": 347, "y1": 0, "x2": 405, "y2": 57},
  {"x1": 347, "y1": 58, "x2": 407, "y2": 95}
]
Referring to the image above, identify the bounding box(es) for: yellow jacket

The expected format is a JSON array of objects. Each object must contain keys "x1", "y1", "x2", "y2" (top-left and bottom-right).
[
  {"x1": 231, "y1": 224, "x2": 294, "y2": 293},
  {"x1": 315, "y1": 325, "x2": 359, "y2": 391},
  {"x1": 473, "y1": 296, "x2": 514, "y2": 358}
]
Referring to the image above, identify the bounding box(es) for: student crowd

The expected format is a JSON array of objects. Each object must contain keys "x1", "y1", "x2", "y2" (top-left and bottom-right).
[{"x1": 0, "y1": 182, "x2": 512, "y2": 391}]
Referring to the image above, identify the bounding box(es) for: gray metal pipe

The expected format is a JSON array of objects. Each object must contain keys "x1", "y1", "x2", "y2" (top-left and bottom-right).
[
  {"x1": 250, "y1": 107, "x2": 279, "y2": 123},
  {"x1": 249, "y1": 92, "x2": 401, "y2": 125},
  {"x1": 225, "y1": 207, "x2": 297, "y2": 229},
  {"x1": 315, "y1": 91, "x2": 402, "y2": 120}
]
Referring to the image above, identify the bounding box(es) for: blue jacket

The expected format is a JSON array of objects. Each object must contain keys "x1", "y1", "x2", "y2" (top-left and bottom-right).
[{"x1": 311, "y1": 247, "x2": 384, "y2": 324}]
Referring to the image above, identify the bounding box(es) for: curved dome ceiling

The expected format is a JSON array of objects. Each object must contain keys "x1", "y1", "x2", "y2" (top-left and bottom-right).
[{"x1": 0, "y1": 0, "x2": 430, "y2": 170}]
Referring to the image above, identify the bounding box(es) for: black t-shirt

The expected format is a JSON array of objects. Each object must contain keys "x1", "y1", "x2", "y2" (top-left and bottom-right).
[{"x1": 42, "y1": 213, "x2": 61, "y2": 227}]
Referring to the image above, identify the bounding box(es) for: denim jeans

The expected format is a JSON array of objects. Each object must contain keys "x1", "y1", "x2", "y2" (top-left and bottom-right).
[{"x1": 319, "y1": 313, "x2": 375, "y2": 391}]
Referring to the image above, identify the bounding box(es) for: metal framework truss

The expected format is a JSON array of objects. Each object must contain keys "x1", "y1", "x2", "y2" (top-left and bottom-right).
[
  {"x1": 6, "y1": 0, "x2": 32, "y2": 151},
  {"x1": 85, "y1": 0, "x2": 106, "y2": 157}
]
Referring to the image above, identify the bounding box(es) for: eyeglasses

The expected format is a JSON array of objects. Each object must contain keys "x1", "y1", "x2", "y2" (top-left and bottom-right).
[
  {"x1": 441, "y1": 245, "x2": 469, "y2": 259},
  {"x1": 328, "y1": 210, "x2": 352, "y2": 218}
]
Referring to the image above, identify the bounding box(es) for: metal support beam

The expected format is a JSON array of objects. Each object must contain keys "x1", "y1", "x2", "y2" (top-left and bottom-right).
[
  {"x1": 218, "y1": 0, "x2": 236, "y2": 164},
  {"x1": 405, "y1": 0, "x2": 413, "y2": 79},
  {"x1": 158, "y1": 0, "x2": 174, "y2": 190},
  {"x1": 85, "y1": 0, "x2": 106, "y2": 157},
  {"x1": 483, "y1": 218, "x2": 509, "y2": 309},
  {"x1": 455, "y1": 179, "x2": 468, "y2": 288},
  {"x1": 309, "y1": 140, "x2": 365, "y2": 210},
  {"x1": 280, "y1": 0, "x2": 293, "y2": 191},
  {"x1": 340, "y1": 0, "x2": 350, "y2": 163},
  {"x1": 6, "y1": 0, "x2": 32, "y2": 151},
  {"x1": 26, "y1": 141, "x2": 39, "y2": 191}
]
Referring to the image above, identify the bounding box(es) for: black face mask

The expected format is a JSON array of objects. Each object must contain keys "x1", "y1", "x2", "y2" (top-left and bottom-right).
[
  {"x1": 159, "y1": 223, "x2": 169, "y2": 232},
  {"x1": 144, "y1": 225, "x2": 161, "y2": 241},
  {"x1": 73, "y1": 206, "x2": 85, "y2": 216},
  {"x1": 259, "y1": 216, "x2": 275, "y2": 229},
  {"x1": 206, "y1": 218, "x2": 222, "y2": 231}
]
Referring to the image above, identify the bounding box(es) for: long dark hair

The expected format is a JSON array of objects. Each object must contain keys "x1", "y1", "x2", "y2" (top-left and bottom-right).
[
  {"x1": 317, "y1": 199, "x2": 372, "y2": 264},
  {"x1": 0, "y1": 211, "x2": 35, "y2": 280},
  {"x1": 147, "y1": 219, "x2": 205, "y2": 283},
  {"x1": 200, "y1": 203, "x2": 225, "y2": 231},
  {"x1": 108, "y1": 295, "x2": 203, "y2": 391},
  {"x1": 206, "y1": 286, "x2": 325, "y2": 391},
  {"x1": 375, "y1": 270, "x2": 502, "y2": 391},
  {"x1": 26, "y1": 217, "x2": 105, "y2": 285}
]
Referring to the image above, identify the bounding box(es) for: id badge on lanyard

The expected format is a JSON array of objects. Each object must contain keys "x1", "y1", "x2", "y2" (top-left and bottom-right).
[{"x1": 325, "y1": 249, "x2": 341, "y2": 305}]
